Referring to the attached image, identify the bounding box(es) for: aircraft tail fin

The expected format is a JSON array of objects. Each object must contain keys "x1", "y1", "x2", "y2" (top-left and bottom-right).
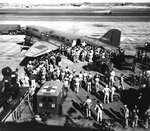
[{"x1": 99, "y1": 29, "x2": 121, "y2": 47}]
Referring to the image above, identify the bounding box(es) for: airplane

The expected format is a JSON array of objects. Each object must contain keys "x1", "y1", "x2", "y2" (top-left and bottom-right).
[{"x1": 17, "y1": 25, "x2": 121, "y2": 57}]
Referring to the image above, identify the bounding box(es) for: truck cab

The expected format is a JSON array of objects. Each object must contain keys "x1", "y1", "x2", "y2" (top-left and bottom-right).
[{"x1": 0, "y1": 24, "x2": 22, "y2": 35}]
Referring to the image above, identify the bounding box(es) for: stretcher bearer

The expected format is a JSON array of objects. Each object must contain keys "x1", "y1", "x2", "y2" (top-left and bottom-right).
[
  {"x1": 95, "y1": 100, "x2": 103, "y2": 122},
  {"x1": 84, "y1": 96, "x2": 92, "y2": 118}
]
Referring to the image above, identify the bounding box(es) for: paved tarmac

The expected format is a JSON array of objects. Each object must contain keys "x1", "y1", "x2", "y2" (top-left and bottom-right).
[
  {"x1": 0, "y1": 35, "x2": 149, "y2": 131},
  {"x1": 0, "y1": 8, "x2": 150, "y2": 129},
  {"x1": 0, "y1": 7, "x2": 150, "y2": 22}
]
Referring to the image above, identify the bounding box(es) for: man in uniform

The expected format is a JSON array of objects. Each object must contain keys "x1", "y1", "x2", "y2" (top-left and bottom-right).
[
  {"x1": 84, "y1": 96, "x2": 92, "y2": 119},
  {"x1": 94, "y1": 100, "x2": 103, "y2": 122},
  {"x1": 102, "y1": 84, "x2": 111, "y2": 104},
  {"x1": 88, "y1": 72, "x2": 93, "y2": 83},
  {"x1": 75, "y1": 75, "x2": 80, "y2": 93},
  {"x1": 64, "y1": 66, "x2": 70, "y2": 75},
  {"x1": 132, "y1": 105, "x2": 139, "y2": 128},
  {"x1": 110, "y1": 86, "x2": 116, "y2": 102},
  {"x1": 124, "y1": 105, "x2": 129, "y2": 128},
  {"x1": 109, "y1": 69, "x2": 115, "y2": 88},
  {"x1": 95, "y1": 81, "x2": 100, "y2": 93},
  {"x1": 79, "y1": 71, "x2": 83, "y2": 88},
  {"x1": 120, "y1": 74, "x2": 125, "y2": 90},
  {"x1": 144, "y1": 105, "x2": 150, "y2": 129},
  {"x1": 87, "y1": 79, "x2": 92, "y2": 92}
]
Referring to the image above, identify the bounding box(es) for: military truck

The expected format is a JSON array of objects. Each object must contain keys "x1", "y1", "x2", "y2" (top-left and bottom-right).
[
  {"x1": 0, "y1": 24, "x2": 22, "y2": 35},
  {"x1": 87, "y1": 57, "x2": 113, "y2": 74},
  {"x1": 86, "y1": 57, "x2": 113, "y2": 83},
  {"x1": 114, "y1": 50, "x2": 136, "y2": 71}
]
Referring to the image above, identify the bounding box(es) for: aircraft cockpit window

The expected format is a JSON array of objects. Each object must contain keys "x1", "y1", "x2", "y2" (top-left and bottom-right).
[
  {"x1": 46, "y1": 33, "x2": 49, "y2": 37},
  {"x1": 55, "y1": 36, "x2": 59, "y2": 40},
  {"x1": 61, "y1": 37, "x2": 65, "y2": 41},
  {"x1": 51, "y1": 35, "x2": 54, "y2": 38},
  {"x1": 41, "y1": 33, "x2": 45, "y2": 36},
  {"x1": 66, "y1": 39, "x2": 70, "y2": 42},
  {"x1": 32, "y1": 28, "x2": 38, "y2": 32},
  {"x1": 26, "y1": 27, "x2": 29, "y2": 30}
]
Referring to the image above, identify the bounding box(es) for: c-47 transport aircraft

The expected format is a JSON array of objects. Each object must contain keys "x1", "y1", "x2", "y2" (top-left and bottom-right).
[{"x1": 18, "y1": 25, "x2": 121, "y2": 57}]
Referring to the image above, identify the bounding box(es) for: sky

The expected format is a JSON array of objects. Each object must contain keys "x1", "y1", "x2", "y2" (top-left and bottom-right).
[{"x1": 0, "y1": 0, "x2": 150, "y2": 4}]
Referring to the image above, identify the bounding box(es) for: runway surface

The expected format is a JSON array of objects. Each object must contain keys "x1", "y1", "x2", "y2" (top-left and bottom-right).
[{"x1": 0, "y1": 7, "x2": 150, "y2": 22}]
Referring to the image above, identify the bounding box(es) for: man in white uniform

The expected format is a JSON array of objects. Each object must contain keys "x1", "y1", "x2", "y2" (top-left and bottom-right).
[
  {"x1": 102, "y1": 84, "x2": 111, "y2": 104},
  {"x1": 84, "y1": 96, "x2": 92, "y2": 118},
  {"x1": 95, "y1": 100, "x2": 103, "y2": 122}
]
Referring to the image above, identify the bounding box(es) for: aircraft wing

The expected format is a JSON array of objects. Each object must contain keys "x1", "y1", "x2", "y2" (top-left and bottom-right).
[{"x1": 25, "y1": 40, "x2": 60, "y2": 57}]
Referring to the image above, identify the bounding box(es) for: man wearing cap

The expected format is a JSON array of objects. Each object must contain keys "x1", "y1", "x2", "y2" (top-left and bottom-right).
[
  {"x1": 102, "y1": 84, "x2": 111, "y2": 104},
  {"x1": 120, "y1": 74, "x2": 125, "y2": 90},
  {"x1": 144, "y1": 105, "x2": 150, "y2": 129},
  {"x1": 84, "y1": 96, "x2": 92, "y2": 118},
  {"x1": 95, "y1": 100, "x2": 103, "y2": 122},
  {"x1": 124, "y1": 105, "x2": 129, "y2": 128},
  {"x1": 132, "y1": 105, "x2": 139, "y2": 128}
]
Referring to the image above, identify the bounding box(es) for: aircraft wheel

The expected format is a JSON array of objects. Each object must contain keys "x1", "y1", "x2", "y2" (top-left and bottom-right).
[
  {"x1": 0, "y1": 31, "x2": 2, "y2": 35},
  {"x1": 9, "y1": 30, "x2": 13, "y2": 35},
  {"x1": 13, "y1": 31, "x2": 17, "y2": 35},
  {"x1": 86, "y1": 65, "x2": 91, "y2": 71}
]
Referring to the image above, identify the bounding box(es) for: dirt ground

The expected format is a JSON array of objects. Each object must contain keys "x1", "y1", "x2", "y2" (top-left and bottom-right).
[{"x1": 0, "y1": 21, "x2": 150, "y2": 131}]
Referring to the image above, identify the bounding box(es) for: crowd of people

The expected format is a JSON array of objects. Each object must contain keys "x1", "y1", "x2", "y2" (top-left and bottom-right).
[
  {"x1": 18, "y1": 43, "x2": 150, "y2": 129},
  {"x1": 59, "y1": 44, "x2": 111, "y2": 63}
]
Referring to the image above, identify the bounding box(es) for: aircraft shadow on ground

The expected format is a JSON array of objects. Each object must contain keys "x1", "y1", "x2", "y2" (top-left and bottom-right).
[
  {"x1": 119, "y1": 87, "x2": 150, "y2": 117},
  {"x1": 1, "y1": 121, "x2": 98, "y2": 131},
  {"x1": 119, "y1": 88, "x2": 140, "y2": 109},
  {"x1": 137, "y1": 63, "x2": 150, "y2": 70}
]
